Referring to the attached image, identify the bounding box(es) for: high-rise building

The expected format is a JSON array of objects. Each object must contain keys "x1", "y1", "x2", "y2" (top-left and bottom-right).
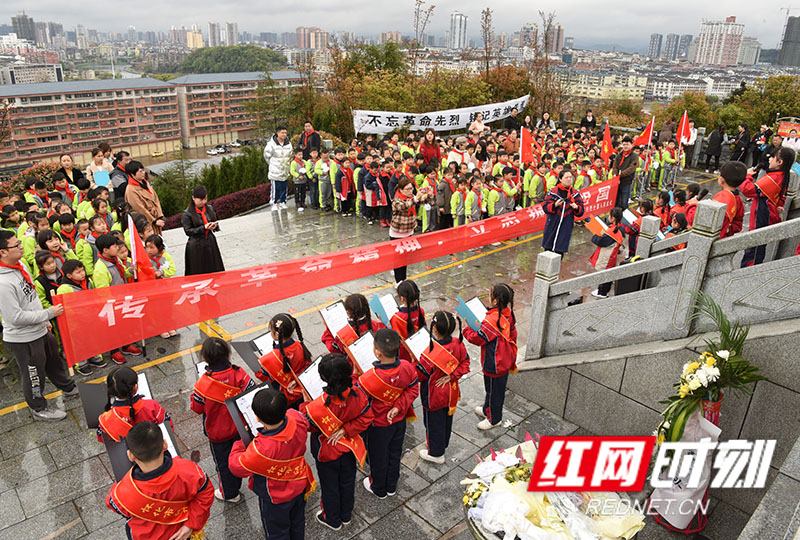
[
  {"x1": 546, "y1": 23, "x2": 564, "y2": 54},
  {"x1": 281, "y1": 32, "x2": 296, "y2": 47},
  {"x1": 260, "y1": 32, "x2": 278, "y2": 43},
  {"x1": 497, "y1": 32, "x2": 508, "y2": 49},
  {"x1": 186, "y1": 30, "x2": 203, "y2": 49},
  {"x1": 779, "y1": 16, "x2": 800, "y2": 67},
  {"x1": 127, "y1": 25, "x2": 136, "y2": 43},
  {"x1": 648, "y1": 33, "x2": 663, "y2": 58},
  {"x1": 309, "y1": 28, "x2": 328, "y2": 50},
  {"x1": 379, "y1": 31, "x2": 402, "y2": 44},
  {"x1": 693, "y1": 16, "x2": 744, "y2": 66},
  {"x1": 225, "y1": 22, "x2": 239, "y2": 46},
  {"x1": 448, "y1": 11, "x2": 468, "y2": 49},
  {"x1": 738, "y1": 36, "x2": 761, "y2": 64},
  {"x1": 662, "y1": 33, "x2": 679, "y2": 60},
  {"x1": 296, "y1": 26, "x2": 311, "y2": 48},
  {"x1": 12, "y1": 12, "x2": 35, "y2": 42},
  {"x1": 208, "y1": 22, "x2": 221, "y2": 47},
  {"x1": 678, "y1": 34, "x2": 693, "y2": 58},
  {"x1": 520, "y1": 23, "x2": 537, "y2": 48},
  {"x1": 564, "y1": 36, "x2": 574, "y2": 49}
]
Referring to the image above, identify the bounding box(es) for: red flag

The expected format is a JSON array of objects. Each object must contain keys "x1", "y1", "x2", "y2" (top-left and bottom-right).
[
  {"x1": 520, "y1": 127, "x2": 537, "y2": 163},
  {"x1": 676, "y1": 110, "x2": 690, "y2": 146},
  {"x1": 128, "y1": 215, "x2": 156, "y2": 281},
  {"x1": 633, "y1": 117, "x2": 655, "y2": 147},
  {"x1": 600, "y1": 123, "x2": 613, "y2": 166}
]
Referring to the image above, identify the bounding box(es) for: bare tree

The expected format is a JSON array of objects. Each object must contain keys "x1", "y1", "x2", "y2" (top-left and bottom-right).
[
  {"x1": 409, "y1": 0, "x2": 435, "y2": 78},
  {"x1": 0, "y1": 99, "x2": 12, "y2": 146},
  {"x1": 480, "y1": 8, "x2": 495, "y2": 83},
  {"x1": 523, "y1": 11, "x2": 571, "y2": 121}
]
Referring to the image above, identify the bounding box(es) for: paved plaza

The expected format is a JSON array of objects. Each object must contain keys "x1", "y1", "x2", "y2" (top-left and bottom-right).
[{"x1": 0, "y1": 171, "x2": 754, "y2": 540}]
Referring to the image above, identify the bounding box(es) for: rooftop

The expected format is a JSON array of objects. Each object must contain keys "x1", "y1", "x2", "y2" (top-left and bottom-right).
[
  {"x1": 168, "y1": 70, "x2": 302, "y2": 84},
  {"x1": 0, "y1": 77, "x2": 173, "y2": 98}
]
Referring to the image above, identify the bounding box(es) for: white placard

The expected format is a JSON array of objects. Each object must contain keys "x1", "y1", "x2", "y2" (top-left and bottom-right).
[
  {"x1": 235, "y1": 388, "x2": 263, "y2": 434},
  {"x1": 252, "y1": 332, "x2": 273, "y2": 356},
  {"x1": 405, "y1": 327, "x2": 431, "y2": 361},
  {"x1": 466, "y1": 297, "x2": 488, "y2": 323},
  {"x1": 297, "y1": 356, "x2": 325, "y2": 401},
  {"x1": 353, "y1": 94, "x2": 530, "y2": 135},
  {"x1": 195, "y1": 362, "x2": 208, "y2": 378},
  {"x1": 380, "y1": 295, "x2": 399, "y2": 321},
  {"x1": 160, "y1": 423, "x2": 178, "y2": 458},
  {"x1": 137, "y1": 373, "x2": 152, "y2": 399},
  {"x1": 348, "y1": 332, "x2": 379, "y2": 374},
  {"x1": 320, "y1": 301, "x2": 349, "y2": 335}
]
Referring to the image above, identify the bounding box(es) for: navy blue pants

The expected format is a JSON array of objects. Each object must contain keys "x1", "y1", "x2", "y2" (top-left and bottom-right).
[
  {"x1": 423, "y1": 407, "x2": 453, "y2": 457},
  {"x1": 365, "y1": 421, "x2": 406, "y2": 497},
  {"x1": 274, "y1": 180, "x2": 288, "y2": 203},
  {"x1": 308, "y1": 180, "x2": 319, "y2": 209},
  {"x1": 483, "y1": 373, "x2": 508, "y2": 425},
  {"x1": 210, "y1": 437, "x2": 242, "y2": 499},
  {"x1": 259, "y1": 492, "x2": 305, "y2": 540},
  {"x1": 312, "y1": 436, "x2": 356, "y2": 528}
]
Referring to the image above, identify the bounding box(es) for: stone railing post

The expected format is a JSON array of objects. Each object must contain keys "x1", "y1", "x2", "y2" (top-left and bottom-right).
[
  {"x1": 635, "y1": 215, "x2": 662, "y2": 258},
  {"x1": 666, "y1": 199, "x2": 725, "y2": 339},
  {"x1": 771, "y1": 170, "x2": 800, "y2": 260},
  {"x1": 526, "y1": 251, "x2": 562, "y2": 360}
]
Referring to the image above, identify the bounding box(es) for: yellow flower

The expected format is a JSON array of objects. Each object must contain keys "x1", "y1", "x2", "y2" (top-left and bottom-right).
[
  {"x1": 657, "y1": 433, "x2": 665, "y2": 445},
  {"x1": 687, "y1": 361, "x2": 700, "y2": 372},
  {"x1": 679, "y1": 384, "x2": 689, "y2": 395},
  {"x1": 705, "y1": 357, "x2": 715, "y2": 367},
  {"x1": 463, "y1": 495, "x2": 469, "y2": 505}
]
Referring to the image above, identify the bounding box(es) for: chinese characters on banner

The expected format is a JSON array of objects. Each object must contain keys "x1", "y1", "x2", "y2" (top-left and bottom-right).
[
  {"x1": 353, "y1": 94, "x2": 530, "y2": 135},
  {"x1": 54, "y1": 177, "x2": 618, "y2": 366}
]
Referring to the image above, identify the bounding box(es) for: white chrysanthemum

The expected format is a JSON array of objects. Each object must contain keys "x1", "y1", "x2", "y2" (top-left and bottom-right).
[
  {"x1": 688, "y1": 378, "x2": 702, "y2": 391},
  {"x1": 716, "y1": 350, "x2": 730, "y2": 360},
  {"x1": 696, "y1": 371, "x2": 709, "y2": 386},
  {"x1": 706, "y1": 366, "x2": 720, "y2": 380}
]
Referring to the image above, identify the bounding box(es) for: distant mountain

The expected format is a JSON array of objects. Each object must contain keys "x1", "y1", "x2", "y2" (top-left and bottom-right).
[{"x1": 574, "y1": 41, "x2": 647, "y2": 55}]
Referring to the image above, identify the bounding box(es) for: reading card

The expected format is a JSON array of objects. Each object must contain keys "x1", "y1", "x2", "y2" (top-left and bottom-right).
[
  {"x1": 348, "y1": 332, "x2": 379, "y2": 374},
  {"x1": 369, "y1": 294, "x2": 399, "y2": 327},
  {"x1": 456, "y1": 296, "x2": 482, "y2": 331},
  {"x1": 235, "y1": 387, "x2": 263, "y2": 436},
  {"x1": 405, "y1": 327, "x2": 431, "y2": 362},
  {"x1": 320, "y1": 301, "x2": 349, "y2": 334},
  {"x1": 195, "y1": 362, "x2": 208, "y2": 378},
  {"x1": 93, "y1": 170, "x2": 110, "y2": 187},
  {"x1": 137, "y1": 372, "x2": 152, "y2": 399},
  {"x1": 622, "y1": 208, "x2": 640, "y2": 227},
  {"x1": 298, "y1": 356, "x2": 325, "y2": 401},
  {"x1": 160, "y1": 423, "x2": 179, "y2": 458},
  {"x1": 251, "y1": 332, "x2": 273, "y2": 357},
  {"x1": 585, "y1": 216, "x2": 608, "y2": 237}
]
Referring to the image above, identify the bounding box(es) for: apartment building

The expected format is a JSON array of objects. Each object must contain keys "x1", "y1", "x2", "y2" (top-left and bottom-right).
[
  {"x1": 0, "y1": 78, "x2": 181, "y2": 166},
  {"x1": 557, "y1": 69, "x2": 649, "y2": 100}
]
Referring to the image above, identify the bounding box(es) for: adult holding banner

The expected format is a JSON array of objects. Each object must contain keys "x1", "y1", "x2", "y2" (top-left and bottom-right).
[{"x1": 182, "y1": 185, "x2": 225, "y2": 276}]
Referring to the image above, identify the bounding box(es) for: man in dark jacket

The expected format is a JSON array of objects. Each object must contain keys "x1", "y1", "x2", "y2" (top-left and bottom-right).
[
  {"x1": 704, "y1": 125, "x2": 725, "y2": 172},
  {"x1": 731, "y1": 124, "x2": 750, "y2": 163},
  {"x1": 298, "y1": 121, "x2": 322, "y2": 161},
  {"x1": 579, "y1": 109, "x2": 597, "y2": 132},
  {"x1": 612, "y1": 137, "x2": 637, "y2": 209},
  {"x1": 503, "y1": 108, "x2": 520, "y2": 132},
  {"x1": 750, "y1": 124, "x2": 773, "y2": 168}
]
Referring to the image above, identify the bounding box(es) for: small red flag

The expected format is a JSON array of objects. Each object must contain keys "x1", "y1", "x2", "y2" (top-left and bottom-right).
[
  {"x1": 600, "y1": 123, "x2": 613, "y2": 167},
  {"x1": 520, "y1": 128, "x2": 536, "y2": 163},
  {"x1": 676, "y1": 110, "x2": 690, "y2": 146},
  {"x1": 633, "y1": 117, "x2": 655, "y2": 147},
  {"x1": 128, "y1": 215, "x2": 156, "y2": 281}
]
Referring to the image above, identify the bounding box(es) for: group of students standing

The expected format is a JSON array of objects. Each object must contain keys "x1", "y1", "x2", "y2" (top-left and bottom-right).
[{"x1": 96, "y1": 278, "x2": 518, "y2": 539}]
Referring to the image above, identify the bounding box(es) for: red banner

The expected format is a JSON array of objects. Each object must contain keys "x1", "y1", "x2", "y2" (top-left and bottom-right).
[{"x1": 54, "y1": 178, "x2": 619, "y2": 366}]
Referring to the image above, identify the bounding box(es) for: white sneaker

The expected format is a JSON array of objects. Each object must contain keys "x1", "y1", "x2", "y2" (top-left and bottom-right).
[
  {"x1": 280, "y1": 202, "x2": 288, "y2": 209},
  {"x1": 362, "y1": 476, "x2": 386, "y2": 499},
  {"x1": 32, "y1": 408, "x2": 67, "y2": 421},
  {"x1": 474, "y1": 406, "x2": 486, "y2": 418},
  {"x1": 419, "y1": 449, "x2": 446, "y2": 464},
  {"x1": 591, "y1": 289, "x2": 608, "y2": 299},
  {"x1": 214, "y1": 488, "x2": 241, "y2": 503},
  {"x1": 477, "y1": 419, "x2": 498, "y2": 431},
  {"x1": 705, "y1": 169, "x2": 709, "y2": 173},
  {"x1": 271, "y1": 204, "x2": 278, "y2": 212},
  {"x1": 298, "y1": 207, "x2": 305, "y2": 212}
]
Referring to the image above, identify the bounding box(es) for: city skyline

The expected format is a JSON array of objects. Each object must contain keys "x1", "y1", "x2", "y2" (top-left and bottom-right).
[{"x1": 1, "y1": 1, "x2": 789, "y2": 52}]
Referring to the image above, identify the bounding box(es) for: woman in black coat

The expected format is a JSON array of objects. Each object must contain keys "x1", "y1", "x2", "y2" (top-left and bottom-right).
[
  {"x1": 704, "y1": 125, "x2": 725, "y2": 172},
  {"x1": 182, "y1": 185, "x2": 225, "y2": 275}
]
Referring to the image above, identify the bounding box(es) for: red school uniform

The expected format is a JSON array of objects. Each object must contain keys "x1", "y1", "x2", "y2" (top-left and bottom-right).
[
  {"x1": 390, "y1": 306, "x2": 426, "y2": 362},
  {"x1": 358, "y1": 359, "x2": 419, "y2": 427},
  {"x1": 228, "y1": 409, "x2": 316, "y2": 503},
  {"x1": 191, "y1": 365, "x2": 254, "y2": 442},
  {"x1": 711, "y1": 189, "x2": 745, "y2": 239},
  {"x1": 654, "y1": 203, "x2": 671, "y2": 231},
  {"x1": 301, "y1": 386, "x2": 374, "y2": 465},
  {"x1": 106, "y1": 453, "x2": 214, "y2": 540},
  {"x1": 463, "y1": 307, "x2": 518, "y2": 377},
  {"x1": 416, "y1": 336, "x2": 470, "y2": 413},
  {"x1": 97, "y1": 396, "x2": 170, "y2": 443},
  {"x1": 255, "y1": 339, "x2": 311, "y2": 404},
  {"x1": 740, "y1": 171, "x2": 784, "y2": 231},
  {"x1": 321, "y1": 317, "x2": 385, "y2": 356}
]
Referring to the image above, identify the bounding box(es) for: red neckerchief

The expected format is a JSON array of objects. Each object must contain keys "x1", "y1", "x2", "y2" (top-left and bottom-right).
[
  {"x1": 667, "y1": 147, "x2": 678, "y2": 159},
  {"x1": 294, "y1": 157, "x2": 304, "y2": 167},
  {"x1": 300, "y1": 130, "x2": 315, "y2": 147},
  {"x1": 196, "y1": 205, "x2": 209, "y2": 237},
  {"x1": 28, "y1": 190, "x2": 48, "y2": 206},
  {"x1": 592, "y1": 165, "x2": 604, "y2": 177},
  {"x1": 54, "y1": 185, "x2": 75, "y2": 203},
  {"x1": 38, "y1": 268, "x2": 62, "y2": 287},
  {"x1": 342, "y1": 165, "x2": 355, "y2": 193},
  {"x1": 127, "y1": 174, "x2": 152, "y2": 194},
  {"x1": 49, "y1": 250, "x2": 65, "y2": 265},
  {"x1": 0, "y1": 261, "x2": 33, "y2": 288},
  {"x1": 471, "y1": 187, "x2": 483, "y2": 210},
  {"x1": 396, "y1": 191, "x2": 416, "y2": 219},
  {"x1": 99, "y1": 254, "x2": 126, "y2": 281},
  {"x1": 61, "y1": 227, "x2": 78, "y2": 250},
  {"x1": 457, "y1": 188, "x2": 467, "y2": 202},
  {"x1": 91, "y1": 231, "x2": 102, "y2": 240},
  {"x1": 443, "y1": 177, "x2": 456, "y2": 194},
  {"x1": 620, "y1": 150, "x2": 632, "y2": 164},
  {"x1": 62, "y1": 276, "x2": 89, "y2": 290},
  {"x1": 148, "y1": 252, "x2": 163, "y2": 268}
]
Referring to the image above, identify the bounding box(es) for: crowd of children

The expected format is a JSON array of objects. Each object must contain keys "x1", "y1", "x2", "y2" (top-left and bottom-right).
[{"x1": 96, "y1": 279, "x2": 516, "y2": 539}]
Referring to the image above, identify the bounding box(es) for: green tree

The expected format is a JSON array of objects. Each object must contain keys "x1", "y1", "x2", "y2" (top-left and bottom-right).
[
  {"x1": 230, "y1": 153, "x2": 247, "y2": 192},
  {"x1": 202, "y1": 165, "x2": 219, "y2": 200},
  {"x1": 218, "y1": 158, "x2": 234, "y2": 195},
  {"x1": 346, "y1": 42, "x2": 407, "y2": 75},
  {"x1": 246, "y1": 72, "x2": 291, "y2": 137},
  {"x1": 661, "y1": 91, "x2": 717, "y2": 131},
  {"x1": 734, "y1": 75, "x2": 800, "y2": 129},
  {"x1": 178, "y1": 45, "x2": 287, "y2": 74}
]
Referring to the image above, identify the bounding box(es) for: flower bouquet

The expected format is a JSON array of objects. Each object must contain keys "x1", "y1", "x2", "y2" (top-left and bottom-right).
[{"x1": 656, "y1": 291, "x2": 766, "y2": 443}]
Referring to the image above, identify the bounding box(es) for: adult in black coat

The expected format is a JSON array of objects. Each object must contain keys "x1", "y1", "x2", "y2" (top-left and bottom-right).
[
  {"x1": 731, "y1": 124, "x2": 750, "y2": 163},
  {"x1": 704, "y1": 125, "x2": 725, "y2": 172},
  {"x1": 298, "y1": 120, "x2": 322, "y2": 160},
  {"x1": 503, "y1": 108, "x2": 521, "y2": 132},
  {"x1": 182, "y1": 185, "x2": 225, "y2": 276},
  {"x1": 579, "y1": 110, "x2": 597, "y2": 132}
]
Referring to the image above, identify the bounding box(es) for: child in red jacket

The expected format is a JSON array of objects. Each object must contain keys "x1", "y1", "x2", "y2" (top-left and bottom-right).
[
  {"x1": 417, "y1": 311, "x2": 470, "y2": 464},
  {"x1": 321, "y1": 294, "x2": 385, "y2": 374},
  {"x1": 98, "y1": 366, "x2": 170, "y2": 443},
  {"x1": 390, "y1": 279, "x2": 426, "y2": 362},
  {"x1": 711, "y1": 161, "x2": 746, "y2": 239},
  {"x1": 464, "y1": 284, "x2": 518, "y2": 430},
  {"x1": 590, "y1": 208, "x2": 624, "y2": 300},
  {"x1": 302, "y1": 354, "x2": 374, "y2": 531},
  {"x1": 256, "y1": 313, "x2": 312, "y2": 409},
  {"x1": 105, "y1": 421, "x2": 214, "y2": 540},
  {"x1": 191, "y1": 337, "x2": 255, "y2": 503},
  {"x1": 229, "y1": 387, "x2": 315, "y2": 540},
  {"x1": 359, "y1": 329, "x2": 419, "y2": 499}
]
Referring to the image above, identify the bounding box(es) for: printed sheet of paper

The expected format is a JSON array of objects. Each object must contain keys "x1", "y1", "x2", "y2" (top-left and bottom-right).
[
  {"x1": 369, "y1": 294, "x2": 399, "y2": 327},
  {"x1": 137, "y1": 373, "x2": 152, "y2": 399},
  {"x1": 349, "y1": 332, "x2": 378, "y2": 374},
  {"x1": 251, "y1": 332, "x2": 273, "y2": 356},
  {"x1": 195, "y1": 362, "x2": 208, "y2": 378},
  {"x1": 235, "y1": 387, "x2": 263, "y2": 434},
  {"x1": 298, "y1": 356, "x2": 325, "y2": 401},
  {"x1": 320, "y1": 301, "x2": 349, "y2": 334},
  {"x1": 622, "y1": 208, "x2": 640, "y2": 227},
  {"x1": 160, "y1": 423, "x2": 179, "y2": 457},
  {"x1": 405, "y1": 327, "x2": 431, "y2": 361}
]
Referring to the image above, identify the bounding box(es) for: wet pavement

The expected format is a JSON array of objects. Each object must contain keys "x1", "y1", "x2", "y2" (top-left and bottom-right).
[{"x1": 0, "y1": 169, "x2": 746, "y2": 539}]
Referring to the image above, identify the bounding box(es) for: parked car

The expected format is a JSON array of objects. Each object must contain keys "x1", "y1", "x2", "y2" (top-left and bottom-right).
[
  {"x1": 230, "y1": 141, "x2": 241, "y2": 147},
  {"x1": 206, "y1": 148, "x2": 218, "y2": 156},
  {"x1": 151, "y1": 150, "x2": 164, "y2": 157}
]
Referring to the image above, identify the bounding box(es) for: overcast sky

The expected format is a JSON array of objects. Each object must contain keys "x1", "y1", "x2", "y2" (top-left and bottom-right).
[{"x1": 3, "y1": 1, "x2": 788, "y2": 52}]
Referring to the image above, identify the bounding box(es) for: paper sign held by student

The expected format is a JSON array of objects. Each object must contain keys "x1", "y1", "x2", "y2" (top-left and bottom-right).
[
  {"x1": 456, "y1": 296, "x2": 487, "y2": 331},
  {"x1": 587, "y1": 216, "x2": 623, "y2": 244},
  {"x1": 320, "y1": 301, "x2": 358, "y2": 346},
  {"x1": 369, "y1": 294, "x2": 399, "y2": 327},
  {"x1": 348, "y1": 332, "x2": 379, "y2": 375},
  {"x1": 405, "y1": 327, "x2": 431, "y2": 362},
  {"x1": 622, "y1": 208, "x2": 641, "y2": 228},
  {"x1": 298, "y1": 356, "x2": 325, "y2": 401}
]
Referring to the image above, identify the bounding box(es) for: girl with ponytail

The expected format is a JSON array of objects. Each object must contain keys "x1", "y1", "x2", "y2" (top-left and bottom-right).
[
  {"x1": 391, "y1": 279, "x2": 426, "y2": 362},
  {"x1": 255, "y1": 314, "x2": 313, "y2": 409},
  {"x1": 97, "y1": 366, "x2": 170, "y2": 443},
  {"x1": 463, "y1": 283, "x2": 518, "y2": 431},
  {"x1": 321, "y1": 294, "x2": 385, "y2": 367},
  {"x1": 416, "y1": 311, "x2": 470, "y2": 464}
]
